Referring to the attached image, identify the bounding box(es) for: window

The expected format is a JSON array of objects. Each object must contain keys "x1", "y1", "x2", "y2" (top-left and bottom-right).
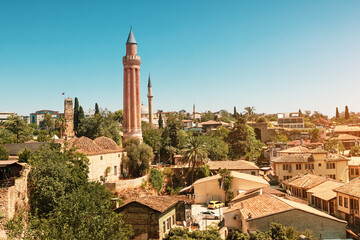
[
  {"x1": 172, "y1": 215, "x2": 175, "y2": 225},
  {"x1": 318, "y1": 163, "x2": 321, "y2": 167},
  {"x1": 167, "y1": 218, "x2": 171, "y2": 231},
  {"x1": 114, "y1": 166, "x2": 117, "y2": 175},
  {"x1": 305, "y1": 163, "x2": 314, "y2": 170},
  {"x1": 118, "y1": 154, "x2": 121, "y2": 158},
  {"x1": 327, "y1": 174, "x2": 336, "y2": 180},
  {"x1": 283, "y1": 176, "x2": 292, "y2": 180},
  {"x1": 326, "y1": 162, "x2": 335, "y2": 169},
  {"x1": 339, "y1": 196, "x2": 343, "y2": 206},
  {"x1": 296, "y1": 164, "x2": 301, "y2": 170},
  {"x1": 100, "y1": 156, "x2": 103, "y2": 160},
  {"x1": 251, "y1": 171, "x2": 256, "y2": 175},
  {"x1": 357, "y1": 169, "x2": 359, "y2": 176},
  {"x1": 345, "y1": 198, "x2": 349, "y2": 208},
  {"x1": 163, "y1": 221, "x2": 166, "y2": 232},
  {"x1": 351, "y1": 168, "x2": 355, "y2": 175}
]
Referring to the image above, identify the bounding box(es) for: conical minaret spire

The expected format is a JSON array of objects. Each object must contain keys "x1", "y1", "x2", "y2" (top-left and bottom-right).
[{"x1": 147, "y1": 74, "x2": 154, "y2": 125}]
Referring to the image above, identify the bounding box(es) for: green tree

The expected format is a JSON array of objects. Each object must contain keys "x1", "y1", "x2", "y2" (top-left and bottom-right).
[
  {"x1": 74, "y1": 97, "x2": 80, "y2": 133},
  {"x1": 180, "y1": 136, "x2": 208, "y2": 184},
  {"x1": 275, "y1": 131, "x2": 289, "y2": 143},
  {"x1": 164, "y1": 113, "x2": 183, "y2": 148},
  {"x1": 244, "y1": 106, "x2": 256, "y2": 121},
  {"x1": 113, "y1": 110, "x2": 123, "y2": 124},
  {"x1": 79, "y1": 106, "x2": 85, "y2": 120},
  {"x1": 158, "y1": 112, "x2": 164, "y2": 129},
  {"x1": 195, "y1": 164, "x2": 210, "y2": 181},
  {"x1": 17, "y1": 147, "x2": 31, "y2": 163},
  {"x1": 309, "y1": 128, "x2": 321, "y2": 142},
  {"x1": 0, "y1": 145, "x2": 9, "y2": 160},
  {"x1": 149, "y1": 168, "x2": 164, "y2": 193},
  {"x1": 218, "y1": 169, "x2": 234, "y2": 202},
  {"x1": 201, "y1": 135, "x2": 228, "y2": 160},
  {"x1": 200, "y1": 111, "x2": 215, "y2": 122},
  {"x1": 345, "y1": 106, "x2": 350, "y2": 120},
  {"x1": 124, "y1": 140, "x2": 154, "y2": 178},
  {"x1": 350, "y1": 145, "x2": 360, "y2": 156},
  {"x1": 233, "y1": 106, "x2": 238, "y2": 119},
  {"x1": 0, "y1": 128, "x2": 17, "y2": 144},
  {"x1": 95, "y1": 103, "x2": 100, "y2": 115},
  {"x1": 325, "y1": 139, "x2": 345, "y2": 154},
  {"x1": 40, "y1": 113, "x2": 54, "y2": 131},
  {"x1": 336, "y1": 107, "x2": 340, "y2": 118},
  {"x1": 4, "y1": 114, "x2": 33, "y2": 143},
  {"x1": 226, "y1": 230, "x2": 249, "y2": 240},
  {"x1": 164, "y1": 227, "x2": 221, "y2": 240}
]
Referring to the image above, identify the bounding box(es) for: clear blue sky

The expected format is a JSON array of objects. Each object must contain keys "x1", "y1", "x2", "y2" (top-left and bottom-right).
[{"x1": 1, "y1": 0, "x2": 360, "y2": 117}]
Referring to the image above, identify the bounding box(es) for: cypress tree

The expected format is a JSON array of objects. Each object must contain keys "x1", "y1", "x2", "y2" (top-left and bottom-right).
[
  {"x1": 95, "y1": 103, "x2": 100, "y2": 115},
  {"x1": 233, "y1": 106, "x2": 237, "y2": 118},
  {"x1": 336, "y1": 107, "x2": 340, "y2": 118},
  {"x1": 345, "y1": 106, "x2": 350, "y2": 120},
  {"x1": 158, "y1": 113, "x2": 163, "y2": 129},
  {"x1": 298, "y1": 109, "x2": 302, "y2": 117},
  {"x1": 74, "y1": 97, "x2": 79, "y2": 132},
  {"x1": 79, "y1": 106, "x2": 85, "y2": 120}
]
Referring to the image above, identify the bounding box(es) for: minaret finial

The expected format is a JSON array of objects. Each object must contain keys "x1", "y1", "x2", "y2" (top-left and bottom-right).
[
  {"x1": 148, "y1": 74, "x2": 152, "y2": 88},
  {"x1": 126, "y1": 27, "x2": 137, "y2": 44}
]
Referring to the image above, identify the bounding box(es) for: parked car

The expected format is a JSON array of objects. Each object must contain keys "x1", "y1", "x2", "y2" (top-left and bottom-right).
[
  {"x1": 208, "y1": 201, "x2": 224, "y2": 209},
  {"x1": 200, "y1": 211, "x2": 221, "y2": 220}
]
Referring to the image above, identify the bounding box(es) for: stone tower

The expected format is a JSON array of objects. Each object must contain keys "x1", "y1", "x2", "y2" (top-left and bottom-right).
[
  {"x1": 64, "y1": 98, "x2": 74, "y2": 138},
  {"x1": 147, "y1": 74, "x2": 153, "y2": 125},
  {"x1": 123, "y1": 29, "x2": 142, "y2": 141}
]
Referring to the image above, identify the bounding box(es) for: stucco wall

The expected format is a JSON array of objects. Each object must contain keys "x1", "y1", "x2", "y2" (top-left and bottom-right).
[
  {"x1": 247, "y1": 209, "x2": 346, "y2": 239},
  {"x1": 104, "y1": 175, "x2": 149, "y2": 192},
  {"x1": 159, "y1": 208, "x2": 176, "y2": 239},
  {"x1": 88, "y1": 152, "x2": 124, "y2": 182}
]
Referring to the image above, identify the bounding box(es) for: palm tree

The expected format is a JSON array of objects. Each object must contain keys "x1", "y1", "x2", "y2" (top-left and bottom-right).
[
  {"x1": 244, "y1": 106, "x2": 256, "y2": 121},
  {"x1": 180, "y1": 136, "x2": 208, "y2": 184},
  {"x1": 55, "y1": 117, "x2": 67, "y2": 139}
]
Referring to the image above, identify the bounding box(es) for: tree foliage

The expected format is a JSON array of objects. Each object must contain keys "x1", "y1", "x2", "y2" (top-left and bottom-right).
[
  {"x1": 324, "y1": 139, "x2": 345, "y2": 154},
  {"x1": 201, "y1": 135, "x2": 228, "y2": 160},
  {"x1": 195, "y1": 164, "x2": 210, "y2": 181},
  {"x1": 0, "y1": 145, "x2": 9, "y2": 160},
  {"x1": 8, "y1": 145, "x2": 133, "y2": 239},
  {"x1": 164, "y1": 227, "x2": 221, "y2": 240},
  {"x1": 74, "y1": 97, "x2": 80, "y2": 133},
  {"x1": 350, "y1": 145, "x2": 360, "y2": 156},
  {"x1": 336, "y1": 107, "x2": 339, "y2": 118},
  {"x1": 158, "y1": 112, "x2": 164, "y2": 129},
  {"x1": 149, "y1": 168, "x2": 164, "y2": 193},
  {"x1": 180, "y1": 136, "x2": 208, "y2": 183},
  {"x1": 3, "y1": 114, "x2": 33, "y2": 143},
  {"x1": 124, "y1": 139, "x2": 154, "y2": 178},
  {"x1": 218, "y1": 168, "x2": 234, "y2": 201},
  {"x1": 17, "y1": 147, "x2": 32, "y2": 163}
]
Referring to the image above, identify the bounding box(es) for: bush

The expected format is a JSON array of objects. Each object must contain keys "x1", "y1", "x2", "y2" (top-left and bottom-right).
[
  {"x1": 0, "y1": 145, "x2": 9, "y2": 160},
  {"x1": 17, "y1": 147, "x2": 31, "y2": 163},
  {"x1": 149, "y1": 168, "x2": 164, "y2": 193}
]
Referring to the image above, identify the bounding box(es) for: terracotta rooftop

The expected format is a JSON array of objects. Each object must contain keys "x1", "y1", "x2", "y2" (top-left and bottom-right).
[
  {"x1": 226, "y1": 193, "x2": 345, "y2": 223},
  {"x1": 325, "y1": 154, "x2": 349, "y2": 162},
  {"x1": 93, "y1": 136, "x2": 123, "y2": 152},
  {"x1": 208, "y1": 160, "x2": 259, "y2": 171},
  {"x1": 117, "y1": 196, "x2": 179, "y2": 213},
  {"x1": 230, "y1": 186, "x2": 285, "y2": 203},
  {"x1": 282, "y1": 174, "x2": 328, "y2": 190},
  {"x1": 278, "y1": 146, "x2": 310, "y2": 154},
  {"x1": 348, "y1": 157, "x2": 360, "y2": 166},
  {"x1": 310, "y1": 148, "x2": 328, "y2": 154},
  {"x1": 334, "y1": 177, "x2": 360, "y2": 198},
  {"x1": 307, "y1": 180, "x2": 344, "y2": 201},
  {"x1": 272, "y1": 154, "x2": 311, "y2": 163},
  {"x1": 332, "y1": 134, "x2": 360, "y2": 141},
  {"x1": 201, "y1": 120, "x2": 222, "y2": 126},
  {"x1": 193, "y1": 171, "x2": 269, "y2": 186},
  {"x1": 334, "y1": 125, "x2": 360, "y2": 132}
]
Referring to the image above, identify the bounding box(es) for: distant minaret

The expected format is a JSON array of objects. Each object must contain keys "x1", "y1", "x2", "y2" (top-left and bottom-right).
[
  {"x1": 193, "y1": 104, "x2": 196, "y2": 120},
  {"x1": 123, "y1": 28, "x2": 142, "y2": 141},
  {"x1": 147, "y1": 74, "x2": 153, "y2": 125}
]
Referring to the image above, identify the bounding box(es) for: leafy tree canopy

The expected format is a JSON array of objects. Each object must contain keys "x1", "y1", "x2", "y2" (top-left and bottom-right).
[
  {"x1": 0, "y1": 145, "x2": 9, "y2": 160},
  {"x1": 149, "y1": 168, "x2": 164, "y2": 193}
]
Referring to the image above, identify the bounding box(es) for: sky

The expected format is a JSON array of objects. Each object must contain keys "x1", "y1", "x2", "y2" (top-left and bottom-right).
[{"x1": 1, "y1": 0, "x2": 360, "y2": 117}]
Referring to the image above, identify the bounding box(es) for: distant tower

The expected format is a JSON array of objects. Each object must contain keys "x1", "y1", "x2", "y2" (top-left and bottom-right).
[
  {"x1": 147, "y1": 74, "x2": 154, "y2": 125},
  {"x1": 64, "y1": 98, "x2": 74, "y2": 138},
  {"x1": 123, "y1": 29, "x2": 142, "y2": 141},
  {"x1": 193, "y1": 104, "x2": 196, "y2": 120}
]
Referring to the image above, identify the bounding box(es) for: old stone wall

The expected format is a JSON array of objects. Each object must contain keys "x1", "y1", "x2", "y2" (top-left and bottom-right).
[
  {"x1": 0, "y1": 165, "x2": 29, "y2": 228},
  {"x1": 4, "y1": 142, "x2": 51, "y2": 155},
  {"x1": 104, "y1": 175, "x2": 148, "y2": 192}
]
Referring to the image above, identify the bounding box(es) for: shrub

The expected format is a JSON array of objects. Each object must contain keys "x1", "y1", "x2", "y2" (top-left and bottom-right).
[
  {"x1": 0, "y1": 145, "x2": 9, "y2": 160},
  {"x1": 149, "y1": 168, "x2": 164, "y2": 193}
]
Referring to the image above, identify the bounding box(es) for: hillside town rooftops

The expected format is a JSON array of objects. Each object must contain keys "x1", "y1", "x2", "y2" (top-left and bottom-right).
[
  {"x1": 348, "y1": 157, "x2": 360, "y2": 166},
  {"x1": 192, "y1": 171, "x2": 268, "y2": 186},
  {"x1": 225, "y1": 193, "x2": 345, "y2": 223},
  {"x1": 334, "y1": 125, "x2": 360, "y2": 132},
  {"x1": 277, "y1": 146, "x2": 310, "y2": 154},
  {"x1": 332, "y1": 134, "x2": 360, "y2": 141},
  {"x1": 282, "y1": 174, "x2": 328, "y2": 190},
  {"x1": 334, "y1": 177, "x2": 360, "y2": 198},
  {"x1": 307, "y1": 180, "x2": 344, "y2": 201},
  {"x1": 208, "y1": 160, "x2": 259, "y2": 171},
  {"x1": 325, "y1": 154, "x2": 349, "y2": 162},
  {"x1": 272, "y1": 155, "x2": 311, "y2": 163}
]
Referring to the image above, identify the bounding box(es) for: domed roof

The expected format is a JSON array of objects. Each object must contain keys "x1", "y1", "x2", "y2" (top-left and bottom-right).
[
  {"x1": 70, "y1": 136, "x2": 101, "y2": 154},
  {"x1": 94, "y1": 137, "x2": 121, "y2": 151}
]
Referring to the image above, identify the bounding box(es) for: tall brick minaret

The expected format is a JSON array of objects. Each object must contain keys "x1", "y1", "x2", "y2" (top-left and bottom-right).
[
  {"x1": 147, "y1": 74, "x2": 153, "y2": 125},
  {"x1": 123, "y1": 29, "x2": 142, "y2": 141}
]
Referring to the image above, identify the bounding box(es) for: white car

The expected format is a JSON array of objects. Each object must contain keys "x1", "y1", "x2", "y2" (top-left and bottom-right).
[{"x1": 200, "y1": 211, "x2": 221, "y2": 220}]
